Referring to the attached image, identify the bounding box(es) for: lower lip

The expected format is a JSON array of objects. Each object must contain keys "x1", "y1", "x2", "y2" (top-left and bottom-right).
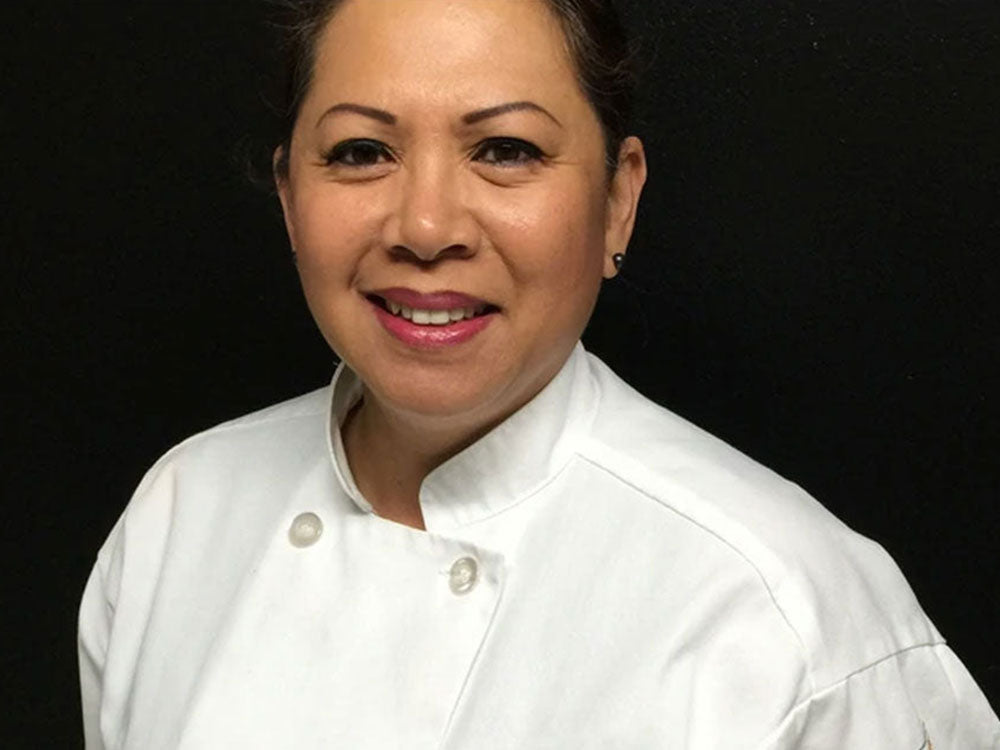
[{"x1": 371, "y1": 301, "x2": 496, "y2": 349}]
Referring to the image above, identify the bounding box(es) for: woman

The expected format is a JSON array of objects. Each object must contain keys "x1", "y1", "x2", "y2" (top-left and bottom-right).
[{"x1": 78, "y1": 0, "x2": 998, "y2": 747}]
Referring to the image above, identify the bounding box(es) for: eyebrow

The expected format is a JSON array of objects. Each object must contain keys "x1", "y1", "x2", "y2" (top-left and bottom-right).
[
  {"x1": 316, "y1": 103, "x2": 397, "y2": 127},
  {"x1": 316, "y1": 100, "x2": 562, "y2": 129},
  {"x1": 462, "y1": 101, "x2": 562, "y2": 128}
]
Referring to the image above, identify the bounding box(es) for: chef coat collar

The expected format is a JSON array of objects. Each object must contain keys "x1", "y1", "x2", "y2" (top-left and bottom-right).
[{"x1": 326, "y1": 343, "x2": 599, "y2": 532}]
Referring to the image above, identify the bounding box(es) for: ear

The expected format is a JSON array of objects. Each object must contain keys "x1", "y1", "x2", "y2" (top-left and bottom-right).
[
  {"x1": 273, "y1": 144, "x2": 298, "y2": 249},
  {"x1": 603, "y1": 136, "x2": 647, "y2": 279}
]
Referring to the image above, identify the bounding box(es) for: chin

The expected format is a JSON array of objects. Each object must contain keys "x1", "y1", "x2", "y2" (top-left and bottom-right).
[{"x1": 371, "y1": 364, "x2": 513, "y2": 421}]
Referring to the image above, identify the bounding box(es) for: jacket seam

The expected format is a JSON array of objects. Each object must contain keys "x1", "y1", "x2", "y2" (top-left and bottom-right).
[
  {"x1": 573, "y1": 446, "x2": 816, "y2": 685},
  {"x1": 576, "y1": 442, "x2": 949, "y2": 748},
  {"x1": 753, "y1": 643, "x2": 946, "y2": 748}
]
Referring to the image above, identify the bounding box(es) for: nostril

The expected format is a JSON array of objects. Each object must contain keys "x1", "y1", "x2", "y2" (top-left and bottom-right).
[{"x1": 388, "y1": 243, "x2": 473, "y2": 265}]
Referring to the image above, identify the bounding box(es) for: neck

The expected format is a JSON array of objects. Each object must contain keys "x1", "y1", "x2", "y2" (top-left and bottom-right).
[
  {"x1": 342, "y1": 392, "x2": 501, "y2": 530},
  {"x1": 341, "y1": 346, "x2": 576, "y2": 530}
]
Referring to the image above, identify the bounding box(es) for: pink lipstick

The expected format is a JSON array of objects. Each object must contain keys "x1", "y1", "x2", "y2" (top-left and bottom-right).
[
  {"x1": 366, "y1": 288, "x2": 498, "y2": 349},
  {"x1": 373, "y1": 288, "x2": 490, "y2": 311}
]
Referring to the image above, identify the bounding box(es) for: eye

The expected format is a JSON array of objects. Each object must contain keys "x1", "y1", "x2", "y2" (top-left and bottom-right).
[
  {"x1": 323, "y1": 138, "x2": 393, "y2": 167},
  {"x1": 473, "y1": 137, "x2": 544, "y2": 167}
]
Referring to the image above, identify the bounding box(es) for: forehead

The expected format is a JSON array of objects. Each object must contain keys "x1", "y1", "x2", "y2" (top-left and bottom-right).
[{"x1": 306, "y1": 0, "x2": 583, "y2": 115}]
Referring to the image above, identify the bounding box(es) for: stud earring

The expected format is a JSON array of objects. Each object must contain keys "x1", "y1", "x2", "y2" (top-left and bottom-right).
[{"x1": 612, "y1": 253, "x2": 625, "y2": 272}]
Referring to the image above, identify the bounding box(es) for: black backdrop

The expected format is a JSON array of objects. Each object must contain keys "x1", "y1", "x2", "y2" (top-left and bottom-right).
[{"x1": 4, "y1": 0, "x2": 998, "y2": 744}]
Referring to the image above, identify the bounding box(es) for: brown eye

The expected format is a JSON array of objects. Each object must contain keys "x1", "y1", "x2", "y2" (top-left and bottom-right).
[
  {"x1": 474, "y1": 138, "x2": 544, "y2": 166},
  {"x1": 324, "y1": 139, "x2": 392, "y2": 167}
]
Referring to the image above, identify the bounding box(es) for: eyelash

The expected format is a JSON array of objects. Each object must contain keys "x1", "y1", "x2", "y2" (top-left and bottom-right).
[
  {"x1": 322, "y1": 139, "x2": 389, "y2": 167},
  {"x1": 473, "y1": 138, "x2": 545, "y2": 166},
  {"x1": 321, "y1": 137, "x2": 545, "y2": 168}
]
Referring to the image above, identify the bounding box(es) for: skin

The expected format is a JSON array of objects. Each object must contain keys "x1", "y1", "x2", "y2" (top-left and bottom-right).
[{"x1": 276, "y1": 0, "x2": 647, "y2": 529}]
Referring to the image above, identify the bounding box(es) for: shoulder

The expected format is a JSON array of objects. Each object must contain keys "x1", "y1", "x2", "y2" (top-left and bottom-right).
[
  {"x1": 137, "y1": 386, "x2": 331, "y2": 490},
  {"x1": 173, "y1": 384, "x2": 330, "y2": 455},
  {"x1": 575, "y1": 352, "x2": 943, "y2": 689},
  {"x1": 95, "y1": 385, "x2": 332, "y2": 565}
]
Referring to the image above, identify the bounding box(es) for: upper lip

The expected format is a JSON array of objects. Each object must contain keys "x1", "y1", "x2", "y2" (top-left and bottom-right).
[{"x1": 368, "y1": 287, "x2": 494, "y2": 311}]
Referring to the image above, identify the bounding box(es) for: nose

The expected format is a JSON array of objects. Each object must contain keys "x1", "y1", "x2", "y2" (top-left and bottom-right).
[{"x1": 384, "y1": 155, "x2": 479, "y2": 263}]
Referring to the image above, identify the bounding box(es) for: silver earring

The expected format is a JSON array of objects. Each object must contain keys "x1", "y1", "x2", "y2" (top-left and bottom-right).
[{"x1": 612, "y1": 253, "x2": 625, "y2": 272}]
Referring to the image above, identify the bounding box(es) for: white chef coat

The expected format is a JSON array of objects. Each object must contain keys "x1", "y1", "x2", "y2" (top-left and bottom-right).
[{"x1": 79, "y1": 343, "x2": 999, "y2": 749}]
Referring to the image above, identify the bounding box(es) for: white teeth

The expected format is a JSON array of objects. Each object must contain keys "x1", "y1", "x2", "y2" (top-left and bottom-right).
[{"x1": 384, "y1": 300, "x2": 488, "y2": 326}]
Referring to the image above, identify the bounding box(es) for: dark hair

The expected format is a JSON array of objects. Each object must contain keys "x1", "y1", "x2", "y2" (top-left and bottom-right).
[{"x1": 269, "y1": 0, "x2": 635, "y2": 182}]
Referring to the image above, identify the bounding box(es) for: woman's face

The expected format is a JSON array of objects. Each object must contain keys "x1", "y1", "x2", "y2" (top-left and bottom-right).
[{"x1": 277, "y1": 0, "x2": 645, "y2": 425}]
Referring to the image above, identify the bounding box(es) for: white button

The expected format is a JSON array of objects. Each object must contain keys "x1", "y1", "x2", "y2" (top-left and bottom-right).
[
  {"x1": 288, "y1": 512, "x2": 323, "y2": 548},
  {"x1": 449, "y1": 556, "x2": 478, "y2": 595}
]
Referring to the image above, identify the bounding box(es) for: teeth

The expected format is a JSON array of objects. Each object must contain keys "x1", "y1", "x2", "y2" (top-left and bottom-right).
[{"x1": 384, "y1": 300, "x2": 486, "y2": 326}]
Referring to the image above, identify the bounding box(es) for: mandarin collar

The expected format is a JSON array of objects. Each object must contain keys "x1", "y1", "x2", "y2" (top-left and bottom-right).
[{"x1": 326, "y1": 343, "x2": 599, "y2": 532}]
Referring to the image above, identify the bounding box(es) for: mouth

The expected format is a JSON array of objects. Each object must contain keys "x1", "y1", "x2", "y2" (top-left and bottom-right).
[
  {"x1": 365, "y1": 293, "x2": 500, "y2": 327},
  {"x1": 364, "y1": 289, "x2": 500, "y2": 349}
]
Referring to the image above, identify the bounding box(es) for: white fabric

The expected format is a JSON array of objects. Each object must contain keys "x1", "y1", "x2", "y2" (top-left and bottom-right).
[{"x1": 79, "y1": 344, "x2": 1000, "y2": 749}]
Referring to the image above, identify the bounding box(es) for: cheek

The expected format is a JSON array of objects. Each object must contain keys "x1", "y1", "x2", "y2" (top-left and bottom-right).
[
  {"x1": 288, "y1": 186, "x2": 385, "y2": 299},
  {"x1": 290, "y1": 186, "x2": 381, "y2": 266},
  {"x1": 479, "y1": 183, "x2": 607, "y2": 304}
]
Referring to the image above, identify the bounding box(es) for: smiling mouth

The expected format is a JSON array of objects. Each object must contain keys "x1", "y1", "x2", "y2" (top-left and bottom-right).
[{"x1": 366, "y1": 295, "x2": 499, "y2": 326}]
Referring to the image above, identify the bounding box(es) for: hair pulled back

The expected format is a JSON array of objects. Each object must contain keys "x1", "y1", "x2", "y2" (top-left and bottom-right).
[{"x1": 270, "y1": 0, "x2": 635, "y2": 180}]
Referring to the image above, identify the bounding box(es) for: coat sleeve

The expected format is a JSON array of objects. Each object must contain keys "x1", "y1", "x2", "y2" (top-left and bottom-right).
[
  {"x1": 758, "y1": 643, "x2": 1000, "y2": 749},
  {"x1": 78, "y1": 517, "x2": 124, "y2": 750}
]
